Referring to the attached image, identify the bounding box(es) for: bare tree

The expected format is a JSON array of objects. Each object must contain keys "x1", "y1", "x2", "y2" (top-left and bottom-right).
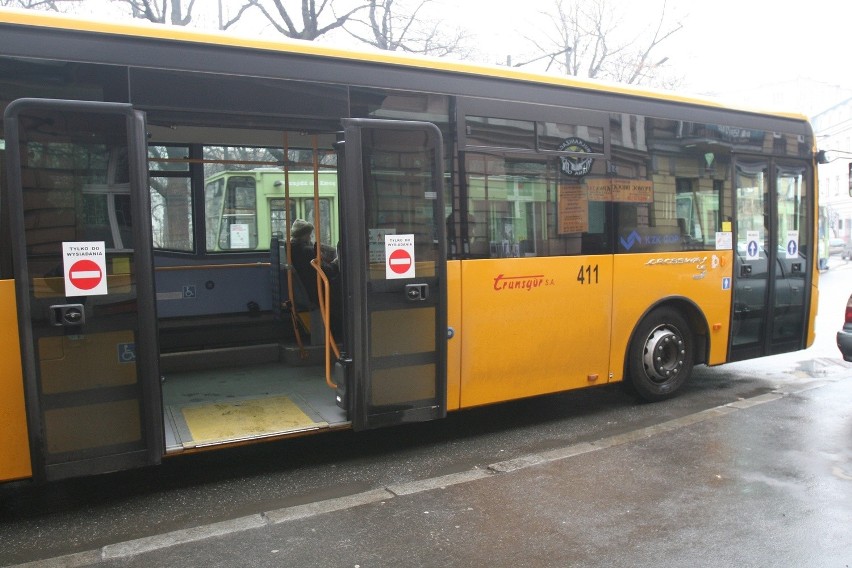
[
  {"x1": 245, "y1": 0, "x2": 365, "y2": 41},
  {"x1": 346, "y1": 0, "x2": 472, "y2": 57},
  {"x1": 0, "y1": 0, "x2": 81, "y2": 10},
  {"x1": 105, "y1": 0, "x2": 256, "y2": 30},
  {"x1": 217, "y1": 0, "x2": 256, "y2": 30},
  {"x1": 605, "y1": 1, "x2": 682, "y2": 86},
  {"x1": 522, "y1": 0, "x2": 682, "y2": 87},
  {"x1": 106, "y1": 0, "x2": 195, "y2": 25}
]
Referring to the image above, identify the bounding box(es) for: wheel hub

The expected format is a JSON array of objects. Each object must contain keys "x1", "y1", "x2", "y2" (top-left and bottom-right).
[{"x1": 642, "y1": 326, "x2": 685, "y2": 383}]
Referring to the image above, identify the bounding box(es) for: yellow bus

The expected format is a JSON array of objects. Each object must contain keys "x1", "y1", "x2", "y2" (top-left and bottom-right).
[{"x1": 0, "y1": 9, "x2": 820, "y2": 484}]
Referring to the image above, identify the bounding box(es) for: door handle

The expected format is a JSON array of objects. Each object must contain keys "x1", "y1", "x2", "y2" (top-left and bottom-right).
[
  {"x1": 49, "y1": 304, "x2": 86, "y2": 327},
  {"x1": 405, "y1": 283, "x2": 429, "y2": 301}
]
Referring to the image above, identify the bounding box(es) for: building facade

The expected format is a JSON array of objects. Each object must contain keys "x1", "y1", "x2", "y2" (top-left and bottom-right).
[{"x1": 812, "y1": 97, "x2": 852, "y2": 253}]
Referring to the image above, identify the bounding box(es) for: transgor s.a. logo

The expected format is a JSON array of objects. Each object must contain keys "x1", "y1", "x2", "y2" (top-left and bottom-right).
[{"x1": 558, "y1": 137, "x2": 594, "y2": 177}]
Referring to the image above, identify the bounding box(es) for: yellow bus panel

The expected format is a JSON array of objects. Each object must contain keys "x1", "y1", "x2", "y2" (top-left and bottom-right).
[
  {"x1": 0, "y1": 279, "x2": 32, "y2": 482},
  {"x1": 609, "y1": 251, "x2": 734, "y2": 382},
  {"x1": 44, "y1": 399, "x2": 142, "y2": 454},
  {"x1": 458, "y1": 256, "x2": 614, "y2": 408},
  {"x1": 38, "y1": 330, "x2": 138, "y2": 395},
  {"x1": 807, "y1": 278, "x2": 819, "y2": 349}
]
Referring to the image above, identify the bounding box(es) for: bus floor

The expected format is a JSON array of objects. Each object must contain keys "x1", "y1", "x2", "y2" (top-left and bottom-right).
[{"x1": 160, "y1": 362, "x2": 347, "y2": 453}]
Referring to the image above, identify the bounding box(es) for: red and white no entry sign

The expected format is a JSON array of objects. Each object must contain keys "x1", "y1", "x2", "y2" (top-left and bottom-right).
[
  {"x1": 68, "y1": 259, "x2": 103, "y2": 290},
  {"x1": 388, "y1": 248, "x2": 412, "y2": 274},
  {"x1": 62, "y1": 241, "x2": 108, "y2": 296},
  {"x1": 385, "y1": 234, "x2": 415, "y2": 279}
]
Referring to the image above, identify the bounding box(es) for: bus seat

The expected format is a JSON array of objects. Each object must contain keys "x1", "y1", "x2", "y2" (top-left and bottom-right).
[
  {"x1": 271, "y1": 236, "x2": 316, "y2": 312},
  {"x1": 270, "y1": 237, "x2": 324, "y2": 344}
]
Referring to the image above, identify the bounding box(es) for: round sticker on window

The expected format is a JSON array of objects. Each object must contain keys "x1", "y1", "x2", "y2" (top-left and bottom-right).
[{"x1": 558, "y1": 137, "x2": 594, "y2": 177}]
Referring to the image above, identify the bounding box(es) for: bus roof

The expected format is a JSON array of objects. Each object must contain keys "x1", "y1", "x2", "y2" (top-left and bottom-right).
[{"x1": 0, "y1": 7, "x2": 810, "y2": 124}]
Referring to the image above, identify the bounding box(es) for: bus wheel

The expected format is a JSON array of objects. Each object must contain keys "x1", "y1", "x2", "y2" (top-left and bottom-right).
[{"x1": 627, "y1": 308, "x2": 694, "y2": 402}]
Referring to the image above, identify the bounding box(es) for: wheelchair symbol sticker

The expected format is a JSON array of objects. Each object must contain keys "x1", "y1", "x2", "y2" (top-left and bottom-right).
[{"x1": 118, "y1": 343, "x2": 136, "y2": 363}]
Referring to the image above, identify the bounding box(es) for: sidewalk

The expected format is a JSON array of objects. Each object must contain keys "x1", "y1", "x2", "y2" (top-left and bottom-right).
[{"x1": 22, "y1": 375, "x2": 852, "y2": 568}]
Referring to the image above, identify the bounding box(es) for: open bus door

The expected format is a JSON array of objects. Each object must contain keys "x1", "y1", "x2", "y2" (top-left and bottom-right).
[
  {"x1": 4, "y1": 99, "x2": 162, "y2": 481},
  {"x1": 336, "y1": 119, "x2": 447, "y2": 430}
]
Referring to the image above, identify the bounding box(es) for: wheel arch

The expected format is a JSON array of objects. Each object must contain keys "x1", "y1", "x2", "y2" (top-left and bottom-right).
[{"x1": 623, "y1": 296, "x2": 710, "y2": 378}]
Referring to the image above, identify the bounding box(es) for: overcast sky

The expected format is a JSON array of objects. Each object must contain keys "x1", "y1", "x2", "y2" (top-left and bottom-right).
[
  {"x1": 453, "y1": 0, "x2": 851, "y2": 110},
  {"x1": 56, "y1": 0, "x2": 852, "y2": 114}
]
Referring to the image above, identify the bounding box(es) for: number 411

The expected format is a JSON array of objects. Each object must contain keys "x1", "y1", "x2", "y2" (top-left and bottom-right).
[{"x1": 577, "y1": 264, "x2": 599, "y2": 285}]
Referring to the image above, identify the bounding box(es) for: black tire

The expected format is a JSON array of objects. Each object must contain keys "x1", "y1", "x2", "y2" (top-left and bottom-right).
[{"x1": 626, "y1": 307, "x2": 694, "y2": 402}]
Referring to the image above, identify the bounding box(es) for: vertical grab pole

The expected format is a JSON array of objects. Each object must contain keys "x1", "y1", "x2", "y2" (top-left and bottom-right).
[
  {"x1": 309, "y1": 136, "x2": 339, "y2": 388},
  {"x1": 283, "y1": 132, "x2": 307, "y2": 356}
]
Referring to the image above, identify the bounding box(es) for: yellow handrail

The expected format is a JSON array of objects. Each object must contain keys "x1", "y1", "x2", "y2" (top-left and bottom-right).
[
  {"x1": 311, "y1": 258, "x2": 339, "y2": 389},
  {"x1": 309, "y1": 134, "x2": 339, "y2": 388}
]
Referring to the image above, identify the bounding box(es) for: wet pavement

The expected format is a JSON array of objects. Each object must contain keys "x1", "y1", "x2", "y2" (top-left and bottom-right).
[{"x1": 14, "y1": 372, "x2": 850, "y2": 568}]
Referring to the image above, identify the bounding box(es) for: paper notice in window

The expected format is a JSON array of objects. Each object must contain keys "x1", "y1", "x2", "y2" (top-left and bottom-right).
[{"x1": 558, "y1": 184, "x2": 588, "y2": 234}]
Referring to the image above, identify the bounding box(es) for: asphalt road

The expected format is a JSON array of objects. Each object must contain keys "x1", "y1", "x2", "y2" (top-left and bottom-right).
[
  {"x1": 89, "y1": 373, "x2": 852, "y2": 568},
  {"x1": 1, "y1": 257, "x2": 850, "y2": 567}
]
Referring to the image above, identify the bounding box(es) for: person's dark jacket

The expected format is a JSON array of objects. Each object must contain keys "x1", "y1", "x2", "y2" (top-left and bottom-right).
[{"x1": 289, "y1": 240, "x2": 338, "y2": 306}]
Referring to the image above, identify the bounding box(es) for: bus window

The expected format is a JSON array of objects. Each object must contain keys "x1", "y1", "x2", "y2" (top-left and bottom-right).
[
  {"x1": 735, "y1": 162, "x2": 768, "y2": 249},
  {"x1": 777, "y1": 166, "x2": 808, "y2": 256},
  {"x1": 269, "y1": 197, "x2": 297, "y2": 241},
  {"x1": 81, "y1": 192, "x2": 133, "y2": 251},
  {"x1": 270, "y1": 196, "x2": 338, "y2": 247},
  {"x1": 463, "y1": 151, "x2": 611, "y2": 258},
  {"x1": 610, "y1": 114, "x2": 732, "y2": 254},
  {"x1": 675, "y1": 178, "x2": 721, "y2": 248},
  {"x1": 202, "y1": 146, "x2": 281, "y2": 177},
  {"x1": 304, "y1": 197, "x2": 334, "y2": 247},
  {"x1": 214, "y1": 175, "x2": 257, "y2": 250},
  {"x1": 538, "y1": 121, "x2": 604, "y2": 154},
  {"x1": 73, "y1": 146, "x2": 135, "y2": 251},
  {"x1": 204, "y1": 178, "x2": 225, "y2": 250},
  {"x1": 465, "y1": 116, "x2": 535, "y2": 150},
  {"x1": 150, "y1": 145, "x2": 193, "y2": 252},
  {"x1": 150, "y1": 177, "x2": 193, "y2": 252}
]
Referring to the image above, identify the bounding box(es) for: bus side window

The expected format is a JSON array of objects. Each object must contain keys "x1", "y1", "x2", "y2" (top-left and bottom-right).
[{"x1": 217, "y1": 176, "x2": 257, "y2": 250}]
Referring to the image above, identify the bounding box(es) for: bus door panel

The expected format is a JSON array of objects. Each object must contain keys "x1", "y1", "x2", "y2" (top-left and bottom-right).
[
  {"x1": 4, "y1": 99, "x2": 162, "y2": 481},
  {"x1": 338, "y1": 119, "x2": 447, "y2": 430},
  {"x1": 730, "y1": 160, "x2": 811, "y2": 360},
  {"x1": 771, "y1": 164, "x2": 810, "y2": 348}
]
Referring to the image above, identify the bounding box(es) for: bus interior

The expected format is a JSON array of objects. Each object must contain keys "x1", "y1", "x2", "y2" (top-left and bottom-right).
[{"x1": 148, "y1": 125, "x2": 348, "y2": 452}]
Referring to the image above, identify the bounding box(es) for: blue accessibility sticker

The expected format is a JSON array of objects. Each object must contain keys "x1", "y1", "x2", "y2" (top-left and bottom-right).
[{"x1": 118, "y1": 342, "x2": 136, "y2": 363}]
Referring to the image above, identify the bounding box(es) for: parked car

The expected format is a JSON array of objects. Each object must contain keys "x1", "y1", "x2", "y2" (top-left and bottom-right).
[
  {"x1": 842, "y1": 241, "x2": 852, "y2": 261},
  {"x1": 838, "y1": 293, "x2": 852, "y2": 362},
  {"x1": 829, "y1": 237, "x2": 846, "y2": 256}
]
